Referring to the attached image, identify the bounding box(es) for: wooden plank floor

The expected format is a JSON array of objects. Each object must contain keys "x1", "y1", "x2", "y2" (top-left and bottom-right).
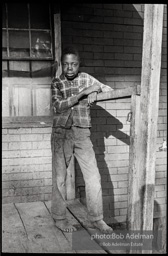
[
  {"x1": 2, "y1": 199, "x2": 107, "y2": 254},
  {"x1": 2, "y1": 200, "x2": 164, "y2": 254}
]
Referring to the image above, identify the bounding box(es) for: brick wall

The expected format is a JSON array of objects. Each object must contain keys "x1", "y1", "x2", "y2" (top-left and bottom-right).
[
  {"x1": 2, "y1": 4, "x2": 167, "y2": 226},
  {"x1": 2, "y1": 127, "x2": 52, "y2": 203}
]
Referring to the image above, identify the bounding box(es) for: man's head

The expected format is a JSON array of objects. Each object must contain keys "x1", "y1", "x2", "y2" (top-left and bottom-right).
[{"x1": 61, "y1": 47, "x2": 80, "y2": 80}]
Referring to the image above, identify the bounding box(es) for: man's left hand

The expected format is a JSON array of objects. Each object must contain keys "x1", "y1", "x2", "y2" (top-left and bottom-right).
[{"x1": 88, "y1": 92, "x2": 97, "y2": 106}]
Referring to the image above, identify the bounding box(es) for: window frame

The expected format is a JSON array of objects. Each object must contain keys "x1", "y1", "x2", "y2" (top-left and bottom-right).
[
  {"x1": 2, "y1": 3, "x2": 54, "y2": 61},
  {"x1": 2, "y1": 6, "x2": 61, "y2": 127}
]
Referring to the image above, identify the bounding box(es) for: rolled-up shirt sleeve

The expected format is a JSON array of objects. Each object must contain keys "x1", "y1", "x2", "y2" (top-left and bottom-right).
[{"x1": 51, "y1": 81, "x2": 78, "y2": 113}]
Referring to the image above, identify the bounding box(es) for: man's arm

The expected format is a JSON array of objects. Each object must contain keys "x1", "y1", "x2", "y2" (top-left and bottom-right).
[
  {"x1": 86, "y1": 75, "x2": 113, "y2": 105},
  {"x1": 51, "y1": 80, "x2": 99, "y2": 113}
]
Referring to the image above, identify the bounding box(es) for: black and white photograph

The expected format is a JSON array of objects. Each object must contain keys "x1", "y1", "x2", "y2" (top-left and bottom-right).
[{"x1": 2, "y1": 2, "x2": 167, "y2": 254}]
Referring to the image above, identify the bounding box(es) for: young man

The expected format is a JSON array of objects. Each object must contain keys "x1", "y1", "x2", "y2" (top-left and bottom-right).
[{"x1": 51, "y1": 47, "x2": 113, "y2": 233}]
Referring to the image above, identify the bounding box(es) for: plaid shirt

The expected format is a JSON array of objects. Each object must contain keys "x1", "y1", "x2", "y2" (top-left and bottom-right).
[{"x1": 51, "y1": 72, "x2": 111, "y2": 128}]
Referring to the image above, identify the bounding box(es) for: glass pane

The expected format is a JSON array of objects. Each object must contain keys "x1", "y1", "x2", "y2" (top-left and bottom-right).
[
  {"x1": 8, "y1": 3, "x2": 29, "y2": 28},
  {"x1": 2, "y1": 61, "x2": 7, "y2": 71},
  {"x1": 9, "y1": 61, "x2": 30, "y2": 71},
  {"x1": 31, "y1": 31, "x2": 52, "y2": 58},
  {"x1": 9, "y1": 31, "x2": 30, "y2": 58},
  {"x1": 9, "y1": 61, "x2": 30, "y2": 77},
  {"x1": 30, "y1": 3, "x2": 50, "y2": 29},
  {"x1": 2, "y1": 4, "x2": 6, "y2": 28},
  {"x1": 31, "y1": 61, "x2": 52, "y2": 71},
  {"x1": 2, "y1": 61, "x2": 8, "y2": 77},
  {"x1": 2, "y1": 31, "x2": 7, "y2": 58}
]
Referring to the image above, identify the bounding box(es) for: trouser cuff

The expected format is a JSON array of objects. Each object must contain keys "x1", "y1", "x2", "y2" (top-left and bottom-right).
[
  {"x1": 88, "y1": 214, "x2": 103, "y2": 222},
  {"x1": 52, "y1": 212, "x2": 66, "y2": 221}
]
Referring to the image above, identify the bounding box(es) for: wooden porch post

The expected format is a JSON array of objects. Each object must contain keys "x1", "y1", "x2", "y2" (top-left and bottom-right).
[
  {"x1": 128, "y1": 2, "x2": 164, "y2": 249},
  {"x1": 54, "y1": 10, "x2": 62, "y2": 77}
]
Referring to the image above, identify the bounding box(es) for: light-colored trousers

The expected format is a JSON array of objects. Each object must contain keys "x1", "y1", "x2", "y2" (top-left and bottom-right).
[{"x1": 51, "y1": 126, "x2": 103, "y2": 222}]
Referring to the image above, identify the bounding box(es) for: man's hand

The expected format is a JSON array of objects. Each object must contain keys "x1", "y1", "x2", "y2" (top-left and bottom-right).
[
  {"x1": 82, "y1": 85, "x2": 100, "y2": 95},
  {"x1": 76, "y1": 85, "x2": 100, "y2": 101},
  {"x1": 88, "y1": 92, "x2": 97, "y2": 106}
]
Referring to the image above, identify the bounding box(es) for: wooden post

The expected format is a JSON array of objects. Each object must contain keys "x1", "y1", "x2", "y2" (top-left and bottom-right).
[
  {"x1": 54, "y1": 11, "x2": 62, "y2": 77},
  {"x1": 128, "y1": 4, "x2": 164, "y2": 253}
]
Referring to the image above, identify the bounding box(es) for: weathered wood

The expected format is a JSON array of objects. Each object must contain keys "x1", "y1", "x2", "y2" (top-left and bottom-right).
[
  {"x1": 2, "y1": 203, "x2": 29, "y2": 253},
  {"x1": 3, "y1": 77, "x2": 52, "y2": 85},
  {"x1": 128, "y1": 4, "x2": 164, "y2": 253},
  {"x1": 54, "y1": 12, "x2": 62, "y2": 77},
  {"x1": 15, "y1": 201, "x2": 72, "y2": 253},
  {"x1": 96, "y1": 84, "x2": 141, "y2": 102},
  {"x1": 66, "y1": 155, "x2": 76, "y2": 200},
  {"x1": 44, "y1": 201, "x2": 78, "y2": 253},
  {"x1": 128, "y1": 95, "x2": 141, "y2": 230}
]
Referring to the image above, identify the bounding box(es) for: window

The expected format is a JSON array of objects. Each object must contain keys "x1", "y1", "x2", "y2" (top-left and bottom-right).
[
  {"x1": 2, "y1": 3, "x2": 53, "y2": 60},
  {"x1": 2, "y1": 3, "x2": 59, "y2": 125},
  {"x1": 2, "y1": 3, "x2": 54, "y2": 77}
]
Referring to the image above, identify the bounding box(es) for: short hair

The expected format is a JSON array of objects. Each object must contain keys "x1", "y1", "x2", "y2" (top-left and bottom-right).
[{"x1": 61, "y1": 46, "x2": 80, "y2": 62}]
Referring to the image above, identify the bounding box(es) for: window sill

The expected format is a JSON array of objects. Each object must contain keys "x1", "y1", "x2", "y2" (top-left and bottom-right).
[{"x1": 2, "y1": 116, "x2": 53, "y2": 128}]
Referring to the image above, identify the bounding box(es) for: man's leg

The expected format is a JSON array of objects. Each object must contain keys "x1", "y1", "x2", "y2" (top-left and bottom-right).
[
  {"x1": 73, "y1": 127, "x2": 113, "y2": 233},
  {"x1": 51, "y1": 127, "x2": 76, "y2": 232}
]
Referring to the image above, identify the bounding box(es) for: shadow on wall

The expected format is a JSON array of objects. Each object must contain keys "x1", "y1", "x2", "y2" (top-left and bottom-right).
[{"x1": 76, "y1": 104, "x2": 130, "y2": 224}]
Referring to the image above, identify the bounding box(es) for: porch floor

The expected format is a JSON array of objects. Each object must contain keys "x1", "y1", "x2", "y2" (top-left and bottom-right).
[
  {"x1": 2, "y1": 199, "x2": 164, "y2": 254},
  {"x1": 2, "y1": 199, "x2": 112, "y2": 254}
]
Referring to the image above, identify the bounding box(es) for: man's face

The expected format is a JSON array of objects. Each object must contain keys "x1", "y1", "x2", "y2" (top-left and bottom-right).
[{"x1": 62, "y1": 54, "x2": 80, "y2": 80}]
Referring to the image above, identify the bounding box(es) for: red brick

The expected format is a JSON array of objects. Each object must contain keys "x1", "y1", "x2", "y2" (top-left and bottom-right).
[
  {"x1": 21, "y1": 134, "x2": 43, "y2": 141},
  {"x1": 104, "y1": 45, "x2": 124, "y2": 53},
  {"x1": 8, "y1": 128, "x2": 32, "y2": 134},
  {"x1": 156, "y1": 191, "x2": 166, "y2": 198},
  {"x1": 2, "y1": 134, "x2": 20, "y2": 142},
  {"x1": 107, "y1": 160, "x2": 129, "y2": 167},
  {"x1": 2, "y1": 129, "x2": 8, "y2": 134},
  {"x1": 109, "y1": 174, "x2": 127, "y2": 181},
  {"x1": 115, "y1": 53, "x2": 133, "y2": 60},
  {"x1": 3, "y1": 150, "x2": 19, "y2": 160},
  {"x1": 117, "y1": 167, "x2": 129, "y2": 174},
  {"x1": 155, "y1": 185, "x2": 166, "y2": 191},
  {"x1": 155, "y1": 178, "x2": 166, "y2": 185},
  {"x1": 118, "y1": 181, "x2": 128, "y2": 188},
  {"x1": 2, "y1": 143, "x2": 8, "y2": 150},
  {"x1": 120, "y1": 208, "x2": 127, "y2": 215},
  {"x1": 114, "y1": 201, "x2": 128, "y2": 208}
]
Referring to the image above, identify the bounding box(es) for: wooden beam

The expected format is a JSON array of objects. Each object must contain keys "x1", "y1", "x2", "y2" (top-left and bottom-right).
[
  {"x1": 54, "y1": 10, "x2": 62, "y2": 78},
  {"x1": 96, "y1": 84, "x2": 140, "y2": 102},
  {"x1": 128, "y1": 4, "x2": 164, "y2": 253}
]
